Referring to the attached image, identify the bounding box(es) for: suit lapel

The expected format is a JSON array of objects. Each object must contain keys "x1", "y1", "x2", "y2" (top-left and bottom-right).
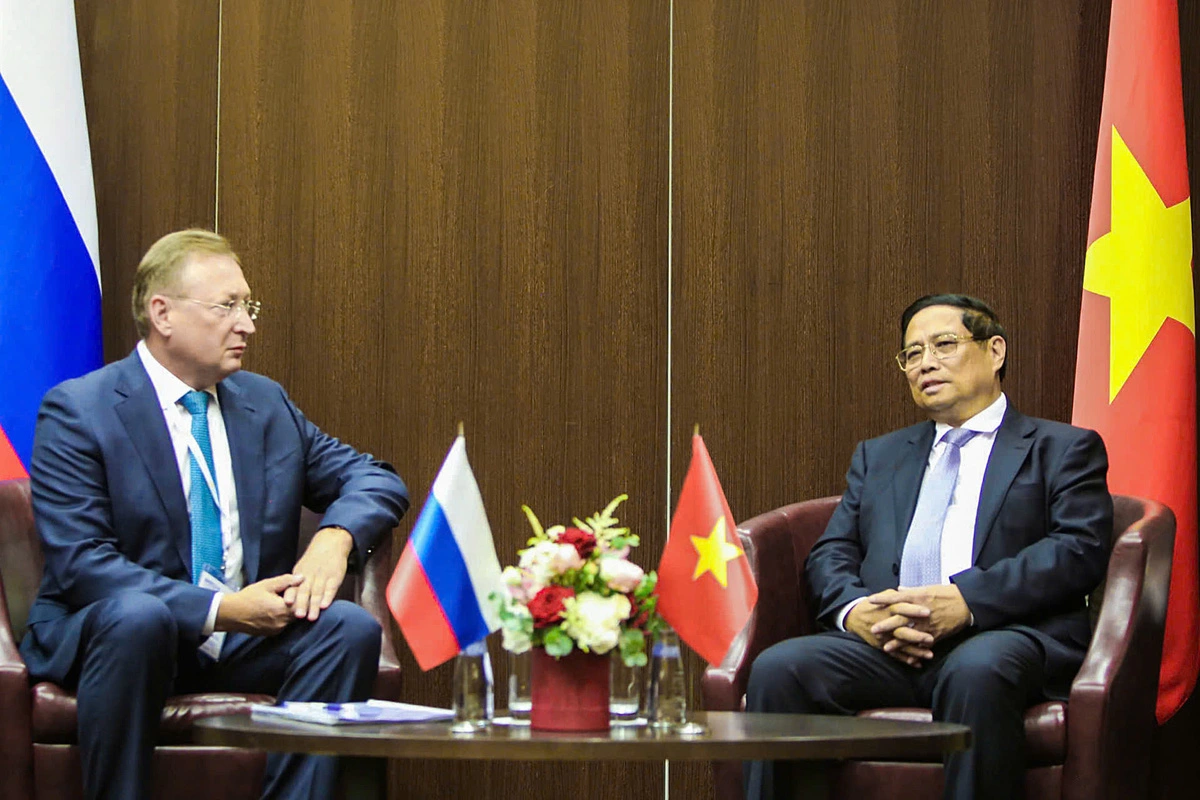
[
  {"x1": 972, "y1": 407, "x2": 1036, "y2": 561},
  {"x1": 113, "y1": 353, "x2": 192, "y2": 573},
  {"x1": 218, "y1": 379, "x2": 264, "y2": 583},
  {"x1": 892, "y1": 421, "x2": 936, "y2": 561}
]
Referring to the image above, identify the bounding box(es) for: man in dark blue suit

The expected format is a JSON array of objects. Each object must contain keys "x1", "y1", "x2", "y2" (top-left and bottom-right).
[
  {"x1": 746, "y1": 295, "x2": 1112, "y2": 800},
  {"x1": 19, "y1": 229, "x2": 409, "y2": 800}
]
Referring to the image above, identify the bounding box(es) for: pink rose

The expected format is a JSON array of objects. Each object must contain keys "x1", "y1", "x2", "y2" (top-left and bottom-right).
[{"x1": 599, "y1": 556, "x2": 644, "y2": 593}]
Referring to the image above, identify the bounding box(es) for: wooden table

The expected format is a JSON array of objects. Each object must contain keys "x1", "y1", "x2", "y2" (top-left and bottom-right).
[{"x1": 194, "y1": 711, "x2": 970, "y2": 799}]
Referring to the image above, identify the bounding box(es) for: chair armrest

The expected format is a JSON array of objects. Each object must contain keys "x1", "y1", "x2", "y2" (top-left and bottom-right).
[
  {"x1": 1063, "y1": 499, "x2": 1175, "y2": 800},
  {"x1": 701, "y1": 497, "x2": 839, "y2": 711},
  {"x1": 0, "y1": 553, "x2": 35, "y2": 800},
  {"x1": 358, "y1": 532, "x2": 403, "y2": 701}
]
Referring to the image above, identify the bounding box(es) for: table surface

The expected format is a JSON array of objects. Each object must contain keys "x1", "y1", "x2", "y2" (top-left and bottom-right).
[{"x1": 194, "y1": 711, "x2": 970, "y2": 762}]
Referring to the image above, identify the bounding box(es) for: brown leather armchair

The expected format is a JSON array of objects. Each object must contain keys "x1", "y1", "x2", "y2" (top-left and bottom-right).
[
  {"x1": 702, "y1": 494, "x2": 1175, "y2": 800},
  {"x1": 0, "y1": 477, "x2": 403, "y2": 800}
]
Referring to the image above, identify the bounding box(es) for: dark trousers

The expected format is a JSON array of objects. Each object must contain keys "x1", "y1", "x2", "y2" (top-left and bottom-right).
[
  {"x1": 744, "y1": 629, "x2": 1046, "y2": 800},
  {"x1": 69, "y1": 592, "x2": 381, "y2": 800}
]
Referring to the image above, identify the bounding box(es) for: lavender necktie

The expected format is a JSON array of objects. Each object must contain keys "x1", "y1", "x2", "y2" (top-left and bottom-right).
[{"x1": 899, "y1": 427, "x2": 978, "y2": 587}]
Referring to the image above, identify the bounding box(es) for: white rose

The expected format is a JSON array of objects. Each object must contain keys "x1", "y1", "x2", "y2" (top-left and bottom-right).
[
  {"x1": 598, "y1": 556, "x2": 644, "y2": 593},
  {"x1": 562, "y1": 591, "x2": 632, "y2": 654},
  {"x1": 518, "y1": 541, "x2": 562, "y2": 587}
]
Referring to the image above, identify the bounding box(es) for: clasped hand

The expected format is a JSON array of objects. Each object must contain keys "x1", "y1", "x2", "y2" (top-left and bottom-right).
[
  {"x1": 215, "y1": 527, "x2": 354, "y2": 634},
  {"x1": 845, "y1": 584, "x2": 972, "y2": 668}
]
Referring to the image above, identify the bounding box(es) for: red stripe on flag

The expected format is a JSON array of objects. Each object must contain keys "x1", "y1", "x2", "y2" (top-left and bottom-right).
[
  {"x1": 386, "y1": 541, "x2": 461, "y2": 671},
  {"x1": 0, "y1": 426, "x2": 29, "y2": 481}
]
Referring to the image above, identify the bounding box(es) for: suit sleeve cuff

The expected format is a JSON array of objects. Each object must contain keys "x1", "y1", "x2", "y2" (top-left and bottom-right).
[{"x1": 202, "y1": 592, "x2": 222, "y2": 637}]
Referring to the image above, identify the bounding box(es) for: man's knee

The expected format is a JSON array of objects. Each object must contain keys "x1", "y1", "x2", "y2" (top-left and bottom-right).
[
  {"x1": 747, "y1": 637, "x2": 829, "y2": 711},
  {"x1": 934, "y1": 633, "x2": 1041, "y2": 708},
  {"x1": 315, "y1": 600, "x2": 381, "y2": 653},
  {"x1": 84, "y1": 592, "x2": 178, "y2": 654}
]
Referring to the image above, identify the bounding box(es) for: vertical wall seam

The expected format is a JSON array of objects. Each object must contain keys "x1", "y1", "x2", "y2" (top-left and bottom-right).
[
  {"x1": 664, "y1": 1, "x2": 674, "y2": 793},
  {"x1": 214, "y1": 0, "x2": 224, "y2": 231},
  {"x1": 666, "y1": 0, "x2": 675, "y2": 536}
]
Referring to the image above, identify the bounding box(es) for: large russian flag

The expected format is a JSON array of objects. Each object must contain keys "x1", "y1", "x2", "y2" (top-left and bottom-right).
[
  {"x1": 0, "y1": 1, "x2": 102, "y2": 479},
  {"x1": 387, "y1": 435, "x2": 504, "y2": 671}
]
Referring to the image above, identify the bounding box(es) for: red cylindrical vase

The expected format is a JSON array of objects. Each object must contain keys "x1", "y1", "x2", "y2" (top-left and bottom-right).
[{"x1": 530, "y1": 647, "x2": 611, "y2": 732}]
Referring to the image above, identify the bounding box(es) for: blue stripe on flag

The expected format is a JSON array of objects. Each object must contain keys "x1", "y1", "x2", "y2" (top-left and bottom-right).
[
  {"x1": 409, "y1": 497, "x2": 491, "y2": 648},
  {"x1": 0, "y1": 75, "x2": 102, "y2": 470}
]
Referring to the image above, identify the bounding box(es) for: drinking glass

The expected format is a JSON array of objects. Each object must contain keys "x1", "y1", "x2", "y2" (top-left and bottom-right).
[
  {"x1": 451, "y1": 640, "x2": 493, "y2": 733},
  {"x1": 507, "y1": 649, "x2": 532, "y2": 724},
  {"x1": 610, "y1": 651, "x2": 643, "y2": 724}
]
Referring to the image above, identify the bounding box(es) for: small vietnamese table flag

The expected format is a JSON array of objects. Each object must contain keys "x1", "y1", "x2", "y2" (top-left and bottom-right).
[
  {"x1": 1071, "y1": 0, "x2": 1195, "y2": 722},
  {"x1": 387, "y1": 432, "x2": 505, "y2": 671},
  {"x1": 657, "y1": 430, "x2": 758, "y2": 666}
]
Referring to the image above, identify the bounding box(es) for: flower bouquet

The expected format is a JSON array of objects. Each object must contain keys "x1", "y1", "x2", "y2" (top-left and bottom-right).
[
  {"x1": 492, "y1": 494, "x2": 661, "y2": 731},
  {"x1": 493, "y1": 494, "x2": 661, "y2": 665}
]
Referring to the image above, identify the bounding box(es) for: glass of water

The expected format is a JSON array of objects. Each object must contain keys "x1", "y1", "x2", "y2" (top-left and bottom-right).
[
  {"x1": 451, "y1": 640, "x2": 493, "y2": 734},
  {"x1": 610, "y1": 651, "x2": 643, "y2": 725},
  {"x1": 507, "y1": 650, "x2": 532, "y2": 724}
]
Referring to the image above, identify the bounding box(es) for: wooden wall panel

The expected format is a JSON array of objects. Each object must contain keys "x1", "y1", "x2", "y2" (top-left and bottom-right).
[
  {"x1": 217, "y1": 2, "x2": 669, "y2": 798},
  {"x1": 74, "y1": 0, "x2": 219, "y2": 361}
]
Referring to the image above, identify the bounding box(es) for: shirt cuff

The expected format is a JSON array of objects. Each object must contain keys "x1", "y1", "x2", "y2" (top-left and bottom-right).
[
  {"x1": 836, "y1": 598, "x2": 868, "y2": 631},
  {"x1": 202, "y1": 592, "x2": 222, "y2": 637}
]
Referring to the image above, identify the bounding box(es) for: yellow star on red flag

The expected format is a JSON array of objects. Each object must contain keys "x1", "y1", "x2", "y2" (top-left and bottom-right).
[
  {"x1": 1082, "y1": 126, "x2": 1193, "y2": 401},
  {"x1": 690, "y1": 516, "x2": 744, "y2": 587}
]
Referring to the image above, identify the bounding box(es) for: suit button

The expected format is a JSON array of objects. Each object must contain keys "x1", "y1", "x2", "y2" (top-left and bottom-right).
[{"x1": 892, "y1": 563, "x2": 900, "y2": 576}]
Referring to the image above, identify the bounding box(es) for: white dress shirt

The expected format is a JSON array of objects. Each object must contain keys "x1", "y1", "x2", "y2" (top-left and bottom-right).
[
  {"x1": 836, "y1": 392, "x2": 1008, "y2": 630},
  {"x1": 137, "y1": 341, "x2": 244, "y2": 637}
]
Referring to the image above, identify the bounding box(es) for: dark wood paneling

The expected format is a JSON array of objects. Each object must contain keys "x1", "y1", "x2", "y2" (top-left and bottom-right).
[
  {"x1": 74, "y1": 0, "x2": 220, "y2": 361},
  {"x1": 217, "y1": 1, "x2": 669, "y2": 798}
]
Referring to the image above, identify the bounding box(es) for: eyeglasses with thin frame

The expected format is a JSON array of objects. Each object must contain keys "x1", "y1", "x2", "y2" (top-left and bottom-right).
[
  {"x1": 895, "y1": 334, "x2": 984, "y2": 371},
  {"x1": 172, "y1": 296, "x2": 262, "y2": 322}
]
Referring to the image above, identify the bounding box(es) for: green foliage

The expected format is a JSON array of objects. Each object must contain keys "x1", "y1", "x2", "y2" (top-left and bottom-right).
[{"x1": 542, "y1": 626, "x2": 574, "y2": 658}]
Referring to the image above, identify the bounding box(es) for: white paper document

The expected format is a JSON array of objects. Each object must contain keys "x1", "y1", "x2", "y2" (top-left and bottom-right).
[{"x1": 250, "y1": 699, "x2": 454, "y2": 725}]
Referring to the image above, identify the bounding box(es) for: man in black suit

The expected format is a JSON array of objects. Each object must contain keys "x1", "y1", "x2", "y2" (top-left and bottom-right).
[{"x1": 746, "y1": 294, "x2": 1112, "y2": 800}]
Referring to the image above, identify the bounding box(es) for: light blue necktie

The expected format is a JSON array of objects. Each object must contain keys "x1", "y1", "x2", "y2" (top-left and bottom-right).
[
  {"x1": 180, "y1": 390, "x2": 223, "y2": 584},
  {"x1": 899, "y1": 427, "x2": 978, "y2": 587}
]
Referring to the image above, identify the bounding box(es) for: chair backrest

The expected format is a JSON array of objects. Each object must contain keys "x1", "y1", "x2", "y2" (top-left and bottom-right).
[
  {"x1": 1086, "y1": 494, "x2": 1155, "y2": 626},
  {"x1": 735, "y1": 496, "x2": 840, "y2": 659},
  {"x1": 0, "y1": 479, "x2": 40, "y2": 644}
]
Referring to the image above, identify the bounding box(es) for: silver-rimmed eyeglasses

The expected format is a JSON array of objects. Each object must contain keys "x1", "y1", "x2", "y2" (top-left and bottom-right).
[
  {"x1": 895, "y1": 334, "x2": 982, "y2": 371},
  {"x1": 173, "y1": 297, "x2": 262, "y2": 322}
]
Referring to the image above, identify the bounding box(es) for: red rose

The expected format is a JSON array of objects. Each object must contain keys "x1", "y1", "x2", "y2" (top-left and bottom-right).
[
  {"x1": 557, "y1": 527, "x2": 597, "y2": 559},
  {"x1": 528, "y1": 585, "x2": 575, "y2": 628}
]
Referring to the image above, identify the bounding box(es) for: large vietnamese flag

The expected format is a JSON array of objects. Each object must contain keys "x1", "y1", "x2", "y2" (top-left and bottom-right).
[
  {"x1": 1071, "y1": 0, "x2": 1195, "y2": 723},
  {"x1": 657, "y1": 432, "x2": 757, "y2": 666}
]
